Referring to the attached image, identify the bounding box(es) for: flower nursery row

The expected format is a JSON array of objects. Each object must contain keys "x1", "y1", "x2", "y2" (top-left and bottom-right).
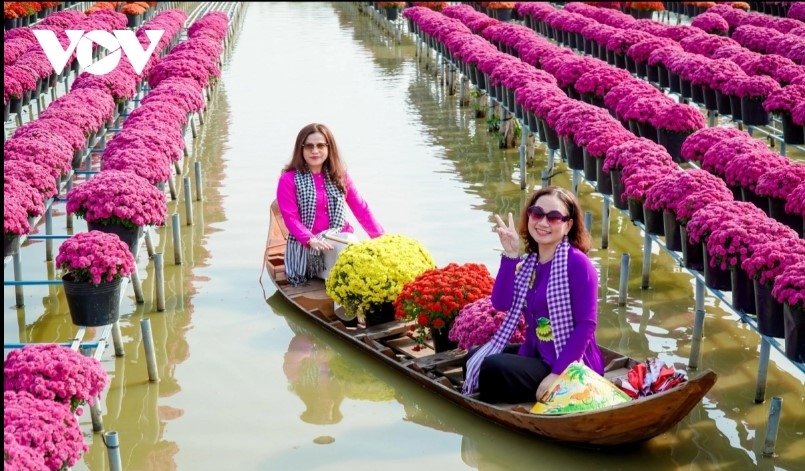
[
  {"x1": 4, "y1": 10, "x2": 232, "y2": 469},
  {"x1": 7, "y1": 7, "x2": 226, "y2": 253},
  {"x1": 405, "y1": 3, "x2": 803, "y2": 232},
  {"x1": 4, "y1": 1, "x2": 69, "y2": 26},
  {"x1": 402, "y1": 4, "x2": 804, "y2": 360},
  {"x1": 4, "y1": 7, "x2": 188, "y2": 252},
  {"x1": 3, "y1": 1, "x2": 158, "y2": 29},
  {"x1": 517, "y1": 2, "x2": 804, "y2": 141},
  {"x1": 4, "y1": 2, "x2": 163, "y2": 121}
]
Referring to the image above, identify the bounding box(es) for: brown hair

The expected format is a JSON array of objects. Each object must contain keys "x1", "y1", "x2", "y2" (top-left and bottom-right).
[
  {"x1": 518, "y1": 186, "x2": 591, "y2": 254},
  {"x1": 282, "y1": 123, "x2": 346, "y2": 193}
]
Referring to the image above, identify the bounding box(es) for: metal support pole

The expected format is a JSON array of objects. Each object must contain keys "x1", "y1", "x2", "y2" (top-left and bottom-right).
[
  {"x1": 689, "y1": 279, "x2": 706, "y2": 369},
  {"x1": 145, "y1": 227, "x2": 155, "y2": 258},
  {"x1": 641, "y1": 230, "x2": 652, "y2": 289},
  {"x1": 154, "y1": 252, "x2": 165, "y2": 312},
  {"x1": 172, "y1": 213, "x2": 182, "y2": 265},
  {"x1": 519, "y1": 130, "x2": 527, "y2": 190},
  {"x1": 761, "y1": 397, "x2": 783, "y2": 457},
  {"x1": 90, "y1": 398, "x2": 103, "y2": 432},
  {"x1": 571, "y1": 170, "x2": 580, "y2": 196},
  {"x1": 601, "y1": 197, "x2": 610, "y2": 249},
  {"x1": 140, "y1": 318, "x2": 160, "y2": 382},
  {"x1": 14, "y1": 247, "x2": 24, "y2": 307},
  {"x1": 104, "y1": 431, "x2": 123, "y2": 471},
  {"x1": 184, "y1": 177, "x2": 193, "y2": 225},
  {"x1": 66, "y1": 176, "x2": 74, "y2": 229},
  {"x1": 112, "y1": 320, "x2": 124, "y2": 356},
  {"x1": 190, "y1": 115, "x2": 197, "y2": 138},
  {"x1": 754, "y1": 339, "x2": 771, "y2": 403},
  {"x1": 45, "y1": 206, "x2": 54, "y2": 261},
  {"x1": 130, "y1": 269, "x2": 145, "y2": 304},
  {"x1": 194, "y1": 161, "x2": 203, "y2": 201},
  {"x1": 618, "y1": 253, "x2": 630, "y2": 306},
  {"x1": 584, "y1": 211, "x2": 593, "y2": 236},
  {"x1": 168, "y1": 176, "x2": 177, "y2": 201},
  {"x1": 541, "y1": 169, "x2": 551, "y2": 188}
]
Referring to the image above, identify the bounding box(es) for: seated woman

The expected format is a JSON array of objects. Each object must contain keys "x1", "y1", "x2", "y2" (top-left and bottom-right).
[
  {"x1": 463, "y1": 186, "x2": 603, "y2": 403},
  {"x1": 276, "y1": 123, "x2": 384, "y2": 287}
]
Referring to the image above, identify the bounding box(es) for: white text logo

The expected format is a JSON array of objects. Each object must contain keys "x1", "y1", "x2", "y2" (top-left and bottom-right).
[{"x1": 33, "y1": 29, "x2": 164, "y2": 76}]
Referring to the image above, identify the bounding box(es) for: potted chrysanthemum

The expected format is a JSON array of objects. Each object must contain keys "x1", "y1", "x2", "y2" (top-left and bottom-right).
[
  {"x1": 763, "y1": 85, "x2": 805, "y2": 145},
  {"x1": 4, "y1": 194, "x2": 31, "y2": 257},
  {"x1": 325, "y1": 234, "x2": 435, "y2": 324},
  {"x1": 648, "y1": 103, "x2": 707, "y2": 163},
  {"x1": 4, "y1": 343, "x2": 109, "y2": 414},
  {"x1": 56, "y1": 230, "x2": 136, "y2": 326},
  {"x1": 394, "y1": 262, "x2": 495, "y2": 351},
  {"x1": 66, "y1": 170, "x2": 167, "y2": 254},
  {"x1": 732, "y1": 75, "x2": 781, "y2": 126},
  {"x1": 755, "y1": 165, "x2": 805, "y2": 233},
  {"x1": 771, "y1": 261, "x2": 805, "y2": 362},
  {"x1": 448, "y1": 296, "x2": 526, "y2": 351}
]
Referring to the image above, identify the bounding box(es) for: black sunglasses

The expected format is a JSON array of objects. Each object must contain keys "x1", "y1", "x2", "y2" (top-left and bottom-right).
[{"x1": 527, "y1": 205, "x2": 570, "y2": 224}]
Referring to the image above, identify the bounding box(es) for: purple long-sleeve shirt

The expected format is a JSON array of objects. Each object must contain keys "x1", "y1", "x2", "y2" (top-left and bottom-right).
[
  {"x1": 277, "y1": 170, "x2": 384, "y2": 245},
  {"x1": 490, "y1": 248, "x2": 604, "y2": 376}
]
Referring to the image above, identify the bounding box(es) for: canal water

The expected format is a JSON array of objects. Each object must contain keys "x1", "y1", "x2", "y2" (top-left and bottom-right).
[{"x1": 4, "y1": 3, "x2": 804, "y2": 470}]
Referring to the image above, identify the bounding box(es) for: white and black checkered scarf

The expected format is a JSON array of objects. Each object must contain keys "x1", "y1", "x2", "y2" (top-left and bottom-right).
[{"x1": 285, "y1": 170, "x2": 346, "y2": 286}]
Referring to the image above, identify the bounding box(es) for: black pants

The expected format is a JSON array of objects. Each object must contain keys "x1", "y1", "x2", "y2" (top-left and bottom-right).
[{"x1": 464, "y1": 344, "x2": 552, "y2": 404}]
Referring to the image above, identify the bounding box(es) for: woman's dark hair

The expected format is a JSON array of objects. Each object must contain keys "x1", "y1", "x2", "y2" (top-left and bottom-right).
[
  {"x1": 518, "y1": 186, "x2": 591, "y2": 254},
  {"x1": 282, "y1": 123, "x2": 346, "y2": 193}
]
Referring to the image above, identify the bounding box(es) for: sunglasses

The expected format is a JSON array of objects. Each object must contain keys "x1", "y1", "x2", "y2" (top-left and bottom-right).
[
  {"x1": 527, "y1": 205, "x2": 570, "y2": 224},
  {"x1": 302, "y1": 143, "x2": 328, "y2": 152}
]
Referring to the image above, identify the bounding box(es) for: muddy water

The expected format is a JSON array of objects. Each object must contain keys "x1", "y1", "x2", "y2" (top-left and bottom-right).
[{"x1": 4, "y1": 3, "x2": 803, "y2": 470}]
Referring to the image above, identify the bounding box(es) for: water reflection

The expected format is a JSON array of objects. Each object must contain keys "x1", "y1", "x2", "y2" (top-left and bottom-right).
[{"x1": 276, "y1": 295, "x2": 397, "y2": 427}]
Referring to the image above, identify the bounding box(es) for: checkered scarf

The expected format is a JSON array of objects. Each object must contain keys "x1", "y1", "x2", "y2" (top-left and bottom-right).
[
  {"x1": 462, "y1": 238, "x2": 573, "y2": 396},
  {"x1": 285, "y1": 171, "x2": 345, "y2": 286}
]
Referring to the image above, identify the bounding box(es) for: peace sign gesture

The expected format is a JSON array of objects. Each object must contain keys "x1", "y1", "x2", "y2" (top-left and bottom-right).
[{"x1": 494, "y1": 212, "x2": 520, "y2": 258}]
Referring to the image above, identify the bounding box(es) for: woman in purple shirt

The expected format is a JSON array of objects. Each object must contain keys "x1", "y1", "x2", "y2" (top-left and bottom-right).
[
  {"x1": 277, "y1": 123, "x2": 384, "y2": 286},
  {"x1": 463, "y1": 186, "x2": 603, "y2": 403}
]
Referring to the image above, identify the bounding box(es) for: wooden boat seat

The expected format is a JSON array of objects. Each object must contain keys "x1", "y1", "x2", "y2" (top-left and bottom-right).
[
  {"x1": 353, "y1": 320, "x2": 413, "y2": 341},
  {"x1": 413, "y1": 348, "x2": 467, "y2": 372}
]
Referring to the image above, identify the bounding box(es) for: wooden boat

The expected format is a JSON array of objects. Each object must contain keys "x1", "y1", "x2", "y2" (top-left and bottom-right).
[{"x1": 263, "y1": 201, "x2": 718, "y2": 449}]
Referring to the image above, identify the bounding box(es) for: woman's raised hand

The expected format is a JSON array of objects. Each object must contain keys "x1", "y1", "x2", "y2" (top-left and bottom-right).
[{"x1": 494, "y1": 212, "x2": 520, "y2": 258}]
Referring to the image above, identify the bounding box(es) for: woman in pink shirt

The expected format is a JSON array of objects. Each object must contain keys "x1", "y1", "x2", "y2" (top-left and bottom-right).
[{"x1": 277, "y1": 123, "x2": 384, "y2": 286}]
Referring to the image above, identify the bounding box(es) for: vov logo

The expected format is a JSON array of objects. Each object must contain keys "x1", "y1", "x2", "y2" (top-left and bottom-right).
[{"x1": 33, "y1": 29, "x2": 164, "y2": 76}]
